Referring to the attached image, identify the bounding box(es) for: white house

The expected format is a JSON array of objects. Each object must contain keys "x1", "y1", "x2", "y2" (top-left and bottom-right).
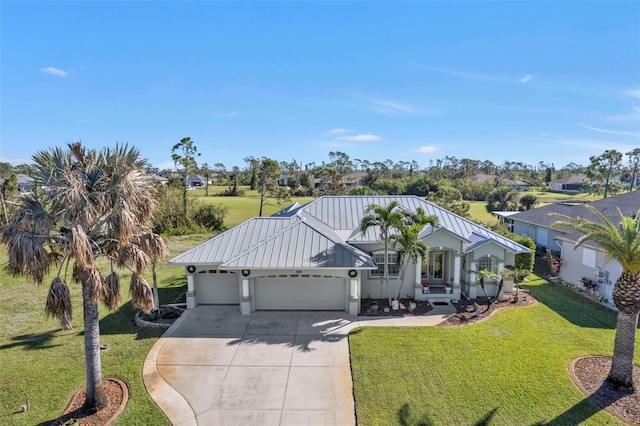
[
  {"x1": 506, "y1": 191, "x2": 639, "y2": 303},
  {"x1": 169, "y1": 196, "x2": 531, "y2": 315}
]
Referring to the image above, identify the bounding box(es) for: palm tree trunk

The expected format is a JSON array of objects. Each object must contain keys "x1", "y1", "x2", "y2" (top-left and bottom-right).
[
  {"x1": 606, "y1": 310, "x2": 639, "y2": 391},
  {"x1": 152, "y1": 262, "x2": 160, "y2": 312},
  {"x1": 82, "y1": 285, "x2": 107, "y2": 411}
]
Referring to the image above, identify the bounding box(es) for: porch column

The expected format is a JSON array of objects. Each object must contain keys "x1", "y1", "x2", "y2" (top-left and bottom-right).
[
  {"x1": 186, "y1": 270, "x2": 196, "y2": 309},
  {"x1": 241, "y1": 278, "x2": 251, "y2": 315},
  {"x1": 469, "y1": 261, "x2": 478, "y2": 299},
  {"x1": 415, "y1": 256, "x2": 422, "y2": 285},
  {"x1": 453, "y1": 255, "x2": 461, "y2": 285},
  {"x1": 349, "y1": 277, "x2": 360, "y2": 316}
]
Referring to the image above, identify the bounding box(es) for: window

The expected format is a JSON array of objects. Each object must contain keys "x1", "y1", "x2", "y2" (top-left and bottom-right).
[
  {"x1": 371, "y1": 251, "x2": 399, "y2": 277},
  {"x1": 582, "y1": 248, "x2": 596, "y2": 268},
  {"x1": 478, "y1": 257, "x2": 493, "y2": 273}
]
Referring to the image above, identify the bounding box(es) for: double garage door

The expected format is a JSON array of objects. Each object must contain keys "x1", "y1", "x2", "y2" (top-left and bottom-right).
[
  {"x1": 254, "y1": 277, "x2": 346, "y2": 311},
  {"x1": 196, "y1": 272, "x2": 347, "y2": 310}
]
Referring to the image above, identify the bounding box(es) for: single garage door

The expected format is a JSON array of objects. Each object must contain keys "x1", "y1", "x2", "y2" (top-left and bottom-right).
[
  {"x1": 196, "y1": 270, "x2": 240, "y2": 304},
  {"x1": 254, "y1": 276, "x2": 346, "y2": 310}
]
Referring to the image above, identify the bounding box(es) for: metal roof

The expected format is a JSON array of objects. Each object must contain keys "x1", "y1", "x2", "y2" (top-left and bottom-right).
[{"x1": 168, "y1": 195, "x2": 531, "y2": 268}]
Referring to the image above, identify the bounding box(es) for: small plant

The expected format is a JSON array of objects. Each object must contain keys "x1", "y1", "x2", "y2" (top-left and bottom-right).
[
  {"x1": 579, "y1": 277, "x2": 598, "y2": 294},
  {"x1": 444, "y1": 282, "x2": 452, "y2": 288}
]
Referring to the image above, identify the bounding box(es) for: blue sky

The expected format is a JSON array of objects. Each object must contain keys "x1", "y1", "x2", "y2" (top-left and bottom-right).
[{"x1": 2, "y1": 1, "x2": 639, "y2": 171}]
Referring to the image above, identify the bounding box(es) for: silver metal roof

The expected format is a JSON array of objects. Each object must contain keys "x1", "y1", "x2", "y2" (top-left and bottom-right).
[{"x1": 168, "y1": 195, "x2": 530, "y2": 268}]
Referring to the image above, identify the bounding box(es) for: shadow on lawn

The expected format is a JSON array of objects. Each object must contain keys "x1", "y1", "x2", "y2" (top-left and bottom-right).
[
  {"x1": 0, "y1": 330, "x2": 61, "y2": 350},
  {"x1": 522, "y1": 281, "x2": 618, "y2": 330},
  {"x1": 396, "y1": 403, "x2": 498, "y2": 426},
  {"x1": 535, "y1": 382, "x2": 625, "y2": 425},
  {"x1": 99, "y1": 283, "x2": 185, "y2": 340}
]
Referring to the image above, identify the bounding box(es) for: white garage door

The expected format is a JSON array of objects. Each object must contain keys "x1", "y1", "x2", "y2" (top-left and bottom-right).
[
  {"x1": 254, "y1": 276, "x2": 346, "y2": 310},
  {"x1": 196, "y1": 270, "x2": 240, "y2": 304}
]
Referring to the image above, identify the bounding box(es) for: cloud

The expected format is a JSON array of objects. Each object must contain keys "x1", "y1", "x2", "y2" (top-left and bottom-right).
[
  {"x1": 415, "y1": 146, "x2": 439, "y2": 154},
  {"x1": 326, "y1": 128, "x2": 352, "y2": 136},
  {"x1": 40, "y1": 67, "x2": 68, "y2": 77},
  {"x1": 623, "y1": 89, "x2": 640, "y2": 99},
  {"x1": 0, "y1": 154, "x2": 32, "y2": 165},
  {"x1": 518, "y1": 74, "x2": 533, "y2": 83},
  {"x1": 414, "y1": 64, "x2": 494, "y2": 82},
  {"x1": 348, "y1": 95, "x2": 436, "y2": 117},
  {"x1": 210, "y1": 111, "x2": 239, "y2": 117},
  {"x1": 579, "y1": 123, "x2": 639, "y2": 136},
  {"x1": 336, "y1": 134, "x2": 381, "y2": 142}
]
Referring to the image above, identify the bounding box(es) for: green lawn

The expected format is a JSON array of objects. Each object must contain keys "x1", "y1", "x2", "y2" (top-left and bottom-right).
[
  {"x1": 0, "y1": 236, "x2": 208, "y2": 426},
  {"x1": 349, "y1": 273, "x2": 638, "y2": 425}
]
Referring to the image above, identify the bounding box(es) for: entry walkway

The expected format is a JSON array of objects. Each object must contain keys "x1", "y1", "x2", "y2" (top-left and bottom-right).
[{"x1": 143, "y1": 303, "x2": 455, "y2": 426}]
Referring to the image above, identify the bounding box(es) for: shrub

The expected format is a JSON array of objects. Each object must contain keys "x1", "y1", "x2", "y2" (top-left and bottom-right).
[{"x1": 192, "y1": 204, "x2": 229, "y2": 232}]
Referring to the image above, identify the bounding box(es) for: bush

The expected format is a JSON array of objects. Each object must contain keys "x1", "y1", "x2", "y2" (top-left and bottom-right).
[{"x1": 192, "y1": 204, "x2": 229, "y2": 232}]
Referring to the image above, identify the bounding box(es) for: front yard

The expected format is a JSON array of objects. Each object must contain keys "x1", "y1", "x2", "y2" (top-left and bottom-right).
[{"x1": 350, "y1": 276, "x2": 639, "y2": 425}]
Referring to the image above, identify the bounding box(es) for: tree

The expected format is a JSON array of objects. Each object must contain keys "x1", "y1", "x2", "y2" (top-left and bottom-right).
[
  {"x1": 0, "y1": 172, "x2": 18, "y2": 224},
  {"x1": 244, "y1": 156, "x2": 260, "y2": 190},
  {"x1": 200, "y1": 163, "x2": 211, "y2": 196},
  {"x1": 171, "y1": 137, "x2": 200, "y2": 218},
  {"x1": 519, "y1": 194, "x2": 538, "y2": 210},
  {"x1": 626, "y1": 148, "x2": 640, "y2": 192},
  {"x1": 361, "y1": 202, "x2": 405, "y2": 305},
  {"x1": 258, "y1": 157, "x2": 280, "y2": 216},
  {"x1": 1, "y1": 142, "x2": 164, "y2": 412},
  {"x1": 485, "y1": 187, "x2": 519, "y2": 212},
  {"x1": 391, "y1": 208, "x2": 438, "y2": 300},
  {"x1": 586, "y1": 149, "x2": 623, "y2": 198},
  {"x1": 552, "y1": 206, "x2": 640, "y2": 391}
]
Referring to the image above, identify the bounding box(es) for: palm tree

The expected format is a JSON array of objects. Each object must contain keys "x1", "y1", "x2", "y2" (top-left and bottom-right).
[
  {"x1": 1, "y1": 142, "x2": 164, "y2": 412},
  {"x1": 361, "y1": 201, "x2": 405, "y2": 305},
  {"x1": 552, "y1": 206, "x2": 640, "y2": 391},
  {"x1": 391, "y1": 208, "x2": 438, "y2": 300}
]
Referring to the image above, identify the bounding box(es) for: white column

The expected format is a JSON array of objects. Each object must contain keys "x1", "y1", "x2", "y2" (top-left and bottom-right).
[
  {"x1": 350, "y1": 279, "x2": 358, "y2": 299},
  {"x1": 242, "y1": 279, "x2": 250, "y2": 298},
  {"x1": 415, "y1": 256, "x2": 422, "y2": 284},
  {"x1": 454, "y1": 255, "x2": 461, "y2": 285},
  {"x1": 497, "y1": 262, "x2": 504, "y2": 282},
  {"x1": 186, "y1": 270, "x2": 195, "y2": 309}
]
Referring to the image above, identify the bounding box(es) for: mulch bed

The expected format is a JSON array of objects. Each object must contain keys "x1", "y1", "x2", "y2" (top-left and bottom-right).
[
  {"x1": 49, "y1": 378, "x2": 128, "y2": 426},
  {"x1": 359, "y1": 298, "x2": 433, "y2": 316},
  {"x1": 439, "y1": 291, "x2": 538, "y2": 326},
  {"x1": 570, "y1": 356, "x2": 640, "y2": 426}
]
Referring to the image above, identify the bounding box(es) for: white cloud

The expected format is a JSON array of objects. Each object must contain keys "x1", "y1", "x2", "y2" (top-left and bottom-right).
[
  {"x1": 579, "y1": 123, "x2": 639, "y2": 136},
  {"x1": 415, "y1": 146, "x2": 439, "y2": 154},
  {"x1": 414, "y1": 64, "x2": 493, "y2": 82},
  {"x1": 518, "y1": 74, "x2": 533, "y2": 83},
  {"x1": 336, "y1": 134, "x2": 381, "y2": 142},
  {"x1": 0, "y1": 154, "x2": 32, "y2": 165},
  {"x1": 40, "y1": 67, "x2": 68, "y2": 77},
  {"x1": 326, "y1": 128, "x2": 352, "y2": 136},
  {"x1": 210, "y1": 111, "x2": 239, "y2": 117},
  {"x1": 623, "y1": 89, "x2": 640, "y2": 99}
]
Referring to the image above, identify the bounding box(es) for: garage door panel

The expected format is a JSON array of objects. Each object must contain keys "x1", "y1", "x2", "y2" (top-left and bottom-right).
[
  {"x1": 255, "y1": 278, "x2": 345, "y2": 310},
  {"x1": 196, "y1": 272, "x2": 240, "y2": 304}
]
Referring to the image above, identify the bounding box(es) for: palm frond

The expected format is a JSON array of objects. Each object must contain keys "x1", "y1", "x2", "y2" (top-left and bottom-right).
[
  {"x1": 134, "y1": 231, "x2": 169, "y2": 260},
  {"x1": 129, "y1": 273, "x2": 155, "y2": 313},
  {"x1": 103, "y1": 271, "x2": 122, "y2": 311},
  {"x1": 69, "y1": 224, "x2": 95, "y2": 269},
  {"x1": 45, "y1": 277, "x2": 73, "y2": 330},
  {"x1": 117, "y1": 244, "x2": 151, "y2": 273},
  {"x1": 72, "y1": 266, "x2": 105, "y2": 304},
  {"x1": 3, "y1": 231, "x2": 51, "y2": 284}
]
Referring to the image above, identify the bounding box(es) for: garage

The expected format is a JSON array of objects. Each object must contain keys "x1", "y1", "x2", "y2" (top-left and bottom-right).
[
  {"x1": 254, "y1": 275, "x2": 346, "y2": 310},
  {"x1": 196, "y1": 270, "x2": 240, "y2": 304}
]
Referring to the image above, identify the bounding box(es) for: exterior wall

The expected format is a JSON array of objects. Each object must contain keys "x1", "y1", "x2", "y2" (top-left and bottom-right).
[
  {"x1": 512, "y1": 222, "x2": 563, "y2": 251},
  {"x1": 559, "y1": 242, "x2": 621, "y2": 303}
]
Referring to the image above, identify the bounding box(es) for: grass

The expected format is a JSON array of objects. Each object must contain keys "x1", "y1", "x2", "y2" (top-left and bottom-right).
[
  {"x1": 0, "y1": 237, "x2": 203, "y2": 426},
  {"x1": 349, "y1": 268, "x2": 639, "y2": 425}
]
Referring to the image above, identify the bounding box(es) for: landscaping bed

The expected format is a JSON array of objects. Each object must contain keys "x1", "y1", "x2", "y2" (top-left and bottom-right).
[
  {"x1": 359, "y1": 298, "x2": 433, "y2": 316},
  {"x1": 439, "y1": 291, "x2": 538, "y2": 326}
]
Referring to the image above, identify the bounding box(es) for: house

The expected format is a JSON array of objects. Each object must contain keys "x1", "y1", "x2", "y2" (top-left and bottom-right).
[
  {"x1": 342, "y1": 171, "x2": 367, "y2": 190},
  {"x1": 547, "y1": 175, "x2": 588, "y2": 192},
  {"x1": 149, "y1": 174, "x2": 169, "y2": 185},
  {"x1": 469, "y1": 174, "x2": 530, "y2": 191},
  {"x1": 169, "y1": 196, "x2": 530, "y2": 315},
  {"x1": 507, "y1": 191, "x2": 639, "y2": 303},
  {"x1": 186, "y1": 174, "x2": 206, "y2": 187}
]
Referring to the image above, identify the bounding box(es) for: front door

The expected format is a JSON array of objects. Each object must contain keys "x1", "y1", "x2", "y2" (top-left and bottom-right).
[{"x1": 423, "y1": 251, "x2": 446, "y2": 284}]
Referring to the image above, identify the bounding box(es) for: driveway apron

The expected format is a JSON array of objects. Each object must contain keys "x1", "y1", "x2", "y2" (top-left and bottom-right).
[{"x1": 144, "y1": 306, "x2": 359, "y2": 426}]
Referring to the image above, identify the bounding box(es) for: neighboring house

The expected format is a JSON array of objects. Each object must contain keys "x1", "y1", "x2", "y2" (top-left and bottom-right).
[
  {"x1": 469, "y1": 174, "x2": 530, "y2": 191},
  {"x1": 547, "y1": 175, "x2": 588, "y2": 192},
  {"x1": 507, "y1": 191, "x2": 640, "y2": 303},
  {"x1": 186, "y1": 174, "x2": 206, "y2": 187},
  {"x1": 149, "y1": 174, "x2": 169, "y2": 185},
  {"x1": 169, "y1": 196, "x2": 530, "y2": 315},
  {"x1": 17, "y1": 174, "x2": 35, "y2": 193},
  {"x1": 342, "y1": 171, "x2": 367, "y2": 190}
]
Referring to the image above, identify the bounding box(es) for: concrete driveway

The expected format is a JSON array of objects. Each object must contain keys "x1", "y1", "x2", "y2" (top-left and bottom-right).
[{"x1": 143, "y1": 306, "x2": 360, "y2": 426}]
